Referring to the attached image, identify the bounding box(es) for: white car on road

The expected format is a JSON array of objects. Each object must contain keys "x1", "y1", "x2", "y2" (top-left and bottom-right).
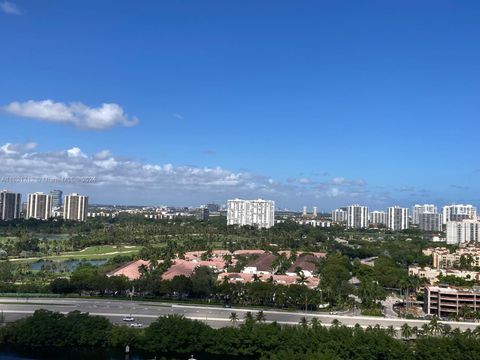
[{"x1": 122, "y1": 316, "x2": 135, "y2": 322}]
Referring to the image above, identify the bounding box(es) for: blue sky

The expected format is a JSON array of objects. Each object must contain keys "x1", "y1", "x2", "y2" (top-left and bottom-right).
[{"x1": 1, "y1": 0, "x2": 480, "y2": 210}]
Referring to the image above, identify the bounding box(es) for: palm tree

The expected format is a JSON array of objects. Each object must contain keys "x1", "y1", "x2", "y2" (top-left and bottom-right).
[
  {"x1": 440, "y1": 323, "x2": 451, "y2": 336},
  {"x1": 256, "y1": 310, "x2": 266, "y2": 322},
  {"x1": 223, "y1": 254, "x2": 233, "y2": 268},
  {"x1": 296, "y1": 272, "x2": 307, "y2": 285},
  {"x1": 299, "y1": 316, "x2": 308, "y2": 327},
  {"x1": 138, "y1": 264, "x2": 149, "y2": 277},
  {"x1": 410, "y1": 326, "x2": 418, "y2": 337},
  {"x1": 472, "y1": 326, "x2": 480, "y2": 338},
  {"x1": 459, "y1": 304, "x2": 473, "y2": 320},
  {"x1": 386, "y1": 325, "x2": 397, "y2": 337},
  {"x1": 418, "y1": 323, "x2": 430, "y2": 336},
  {"x1": 429, "y1": 316, "x2": 442, "y2": 336},
  {"x1": 400, "y1": 323, "x2": 413, "y2": 340},
  {"x1": 449, "y1": 328, "x2": 462, "y2": 337},
  {"x1": 331, "y1": 319, "x2": 341, "y2": 328},
  {"x1": 310, "y1": 317, "x2": 321, "y2": 329},
  {"x1": 229, "y1": 312, "x2": 238, "y2": 326},
  {"x1": 244, "y1": 311, "x2": 254, "y2": 324}
]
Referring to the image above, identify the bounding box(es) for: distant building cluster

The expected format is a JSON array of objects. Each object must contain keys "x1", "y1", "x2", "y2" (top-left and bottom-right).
[
  {"x1": 410, "y1": 246, "x2": 480, "y2": 284},
  {"x1": 0, "y1": 189, "x2": 89, "y2": 222},
  {"x1": 409, "y1": 245, "x2": 480, "y2": 317},
  {"x1": 0, "y1": 190, "x2": 229, "y2": 224},
  {"x1": 331, "y1": 204, "x2": 409, "y2": 231},
  {"x1": 2, "y1": 189, "x2": 480, "y2": 240},
  {"x1": 329, "y1": 203, "x2": 479, "y2": 238}
]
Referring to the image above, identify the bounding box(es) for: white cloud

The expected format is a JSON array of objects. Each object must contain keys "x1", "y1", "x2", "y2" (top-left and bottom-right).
[
  {"x1": 67, "y1": 147, "x2": 87, "y2": 158},
  {"x1": 0, "y1": 142, "x2": 396, "y2": 208},
  {"x1": 94, "y1": 150, "x2": 112, "y2": 160},
  {"x1": 173, "y1": 113, "x2": 183, "y2": 120},
  {"x1": 0, "y1": 1, "x2": 21, "y2": 15},
  {"x1": 0, "y1": 142, "x2": 277, "y2": 194},
  {"x1": 0, "y1": 142, "x2": 37, "y2": 154},
  {"x1": 2, "y1": 100, "x2": 139, "y2": 130}
]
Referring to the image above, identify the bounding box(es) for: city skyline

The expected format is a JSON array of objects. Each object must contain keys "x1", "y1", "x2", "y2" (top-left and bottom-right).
[{"x1": 2, "y1": 1, "x2": 480, "y2": 208}]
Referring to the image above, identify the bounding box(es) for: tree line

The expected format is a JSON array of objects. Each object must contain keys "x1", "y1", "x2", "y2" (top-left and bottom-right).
[{"x1": 1, "y1": 310, "x2": 480, "y2": 360}]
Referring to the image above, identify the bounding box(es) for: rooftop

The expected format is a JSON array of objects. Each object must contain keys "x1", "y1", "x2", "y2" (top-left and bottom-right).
[
  {"x1": 244, "y1": 253, "x2": 277, "y2": 272},
  {"x1": 287, "y1": 254, "x2": 319, "y2": 274}
]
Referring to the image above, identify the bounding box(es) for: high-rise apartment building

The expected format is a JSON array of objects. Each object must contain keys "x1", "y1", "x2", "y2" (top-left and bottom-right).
[
  {"x1": 332, "y1": 207, "x2": 348, "y2": 223},
  {"x1": 26, "y1": 192, "x2": 53, "y2": 220},
  {"x1": 412, "y1": 204, "x2": 437, "y2": 224},
  {"x1": 313, "y1": 206, "x2": 318, "y2": 217},
  {"x1": 347, "y1": 205, "x2": 369, "y2": 229},
  {"x1": 195, "y1": 207, "x2": 209, "y2": 221},
  {"x1": 0, "y1": 190, "x2": 21, "y2": 220},
  {"x1": 64, "y1": 193, "x2": 88, "y2": 221},
  {"x1": 302, "y1": 206, "x2": 307, "y2": 216},
  {"x1": 446, "y1": 220, "x2": 480, "y2": 245},
  {"x1": 227, "y1": 199, "x2": 275, "y2": 228},
  {"x1": 387, "y1": 206, "x2": 409, "y2": 231},
  {"x1": 369, "y1": 211, "x2": 386, "y2": 226},
  {"x1": 418, "y1": 212, "x2": 442, "y2": 232},
  {"x1": 49, "y1": 189, "x2": 63, "y2": 209},
  {"x1": 442, "y1": 204, "x2": 477, "y2": 224}
]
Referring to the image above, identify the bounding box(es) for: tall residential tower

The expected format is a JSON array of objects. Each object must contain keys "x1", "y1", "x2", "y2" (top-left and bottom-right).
[
  {"x1": 227, "y1": 199, "x2": 275, "y2": 228},
  {"x1": 387, "y1": 206, "x2": 409, "y2": 231},
  {"x1": 0, "y1": 190, "x2": 21, "y2": 220},
  {"x1": 64, "y1": 193, "x2": 88, "y2": 221},
  {"x1": 347, "y1": 205, "x2": 369, "y2": 229},
  {"x1": 26, "y1": 192, "x2": 53, "y2": 220}
]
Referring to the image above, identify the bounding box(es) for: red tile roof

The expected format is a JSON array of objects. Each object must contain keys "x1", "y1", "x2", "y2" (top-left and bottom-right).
[
  {"x1": 218, "y1": 272, "x2": 320, "y2": 289},
  {"x1": 245, "y1": 253, "x2": 277, "y2": 272},
  {"x1": 107, "y1": 259, "x2": 151, "y2": 280},
  {"x1": 287, "y1": 254, "x2": 319, "y2": 274},
  {"x1": 161, "y1": 260, "x2": 197, "y2": 280}
]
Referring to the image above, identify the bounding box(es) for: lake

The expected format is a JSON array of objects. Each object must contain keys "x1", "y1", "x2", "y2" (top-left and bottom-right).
[{"x1": 29, "y1": 259, "x2": 108, "y2": 272}]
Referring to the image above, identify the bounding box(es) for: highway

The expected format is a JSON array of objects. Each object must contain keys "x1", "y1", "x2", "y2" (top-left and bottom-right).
[{"x1": 0, "y1": 297, "x2": 478, "y2": 331}]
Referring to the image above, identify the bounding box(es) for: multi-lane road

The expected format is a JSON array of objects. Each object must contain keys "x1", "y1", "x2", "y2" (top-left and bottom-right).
[{"x1": 0, "y1": 297, "x2": 478, "y2": 331}]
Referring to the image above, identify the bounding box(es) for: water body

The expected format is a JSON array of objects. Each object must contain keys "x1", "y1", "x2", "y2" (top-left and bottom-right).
[
  {"x1": 29, "y1": 259, "x2": 107, "y2": 272},
  {"x1": 0, "y1": 347, "x2": 246, "y2": 360}
]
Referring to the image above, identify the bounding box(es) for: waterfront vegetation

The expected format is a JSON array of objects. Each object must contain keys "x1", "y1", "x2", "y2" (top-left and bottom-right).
[{"x1": 1, "y1": 310, "x2": 480, "y2": 359}]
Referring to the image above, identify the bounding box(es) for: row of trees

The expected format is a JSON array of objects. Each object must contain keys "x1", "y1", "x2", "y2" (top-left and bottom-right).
[{"x1": 2, "y1": 310, "x2": 480, "y2": 360}]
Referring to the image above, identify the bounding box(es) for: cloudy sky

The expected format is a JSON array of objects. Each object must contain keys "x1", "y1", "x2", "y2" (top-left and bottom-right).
[{"x1": 1, "y1": 1, "x2": 480, "y2": 210}]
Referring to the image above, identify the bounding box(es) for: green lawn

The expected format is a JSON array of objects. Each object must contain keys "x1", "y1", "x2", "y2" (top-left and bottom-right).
[
  {"x1": 8, "y1": 245, "x2": 142, "y2": 263},
  {"x1": 0, "y1": 236, "x2": 18, "y2": 242}
]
